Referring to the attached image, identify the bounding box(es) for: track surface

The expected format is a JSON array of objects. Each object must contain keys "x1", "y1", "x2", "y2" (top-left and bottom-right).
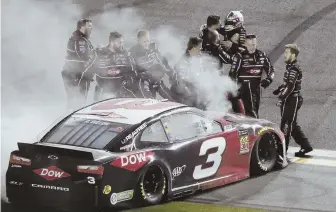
[{"x1": 2, "y1": 0, "x2": 336, "y2": 212}]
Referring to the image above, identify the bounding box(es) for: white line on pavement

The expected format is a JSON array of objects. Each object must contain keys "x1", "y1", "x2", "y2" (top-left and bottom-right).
[
  {"x1": 288, "y1": 146, "x2": 336, "y2": 158},
  {"x1": 288, "y1": 156, "x2": 336, "y2": 167}
]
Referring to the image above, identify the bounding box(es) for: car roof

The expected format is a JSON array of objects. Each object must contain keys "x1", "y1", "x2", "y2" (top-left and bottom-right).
[{"x1": 73, "y1": 98, "x2": 186, "y2": 125}]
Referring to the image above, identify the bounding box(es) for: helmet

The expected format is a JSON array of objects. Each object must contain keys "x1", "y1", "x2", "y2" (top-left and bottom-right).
[{"x1": 224, "y1": 10, "x2": 244, "y2": 31}]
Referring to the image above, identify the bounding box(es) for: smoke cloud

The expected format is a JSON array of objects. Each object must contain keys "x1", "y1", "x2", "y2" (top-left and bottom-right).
[{"x1": 1, "y1": 0, "x2": 237, "y2": 200}]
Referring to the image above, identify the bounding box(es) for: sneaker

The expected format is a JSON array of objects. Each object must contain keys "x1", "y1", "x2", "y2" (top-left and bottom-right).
[{"x1": 294, "y1": 146, "x2": 313, "y2": 157}]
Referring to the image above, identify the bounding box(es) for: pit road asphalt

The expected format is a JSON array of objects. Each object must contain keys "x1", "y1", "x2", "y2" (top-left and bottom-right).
[{"x1": 2, "y1": 0, "x2": 336, "y2": 212}]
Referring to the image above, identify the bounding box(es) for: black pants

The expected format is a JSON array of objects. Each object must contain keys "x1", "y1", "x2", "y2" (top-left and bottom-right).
[
  {"x1": 280, "y1": 94, "x2": 311, "y2": 151},
  {"x1": 61, "y1": 70, "x2": 91, "y2": 109},
  {"x1": 94, "y1": 77, "x2": 137, "y2": 102},
  {"x1": 138, "y1": 78, "x2": 174, "y2": 101},
  {"x1": 240, "y1": 80, "x2": 260, "y2": 118},
  {"x1": 228, "y1": 93, "x2": 245, "y2": 114}
]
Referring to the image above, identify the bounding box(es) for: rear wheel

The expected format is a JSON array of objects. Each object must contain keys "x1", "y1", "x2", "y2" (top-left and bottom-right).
[
  {"x1": 135, "y1": 165, "x2": 167, "y2": 206},
  {"x1": 250, "y1": 133, "x2": 277, "y2": 176}
]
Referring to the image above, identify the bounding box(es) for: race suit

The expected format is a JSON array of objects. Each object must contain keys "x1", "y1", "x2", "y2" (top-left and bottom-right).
[
  {"x1": 94, "y1": 47, "x2": 138, "y2": 101},
  {"x1": 62, "y1": 30, "x2": 96, "y2": 109},
  {"x1": 171, "y1": 53, "x2": 205, "y2": 109},
  {"x1": 200, "y1": 28, "x2": 232, "y2": 68},
  {"x1": 129, "y1": 43, "x2": 175, "y2": 100},
  {"x1": 229, "y1": 49, "x2": 274, "y2": 118},
  {"x1": 274, "y1": 60, "x2": 312, "y2": 151},
  {"x1": 218, "y1": 25, "x2": 247, "y2": 55}
]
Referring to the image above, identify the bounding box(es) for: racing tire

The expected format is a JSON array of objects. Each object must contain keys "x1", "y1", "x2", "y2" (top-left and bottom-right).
[
  {"x1": 250, "y1": 133, "x2": 277, "y2": 176},
  {"x1": 134, "y1": 165, "x2": 167, "y2": 206}
]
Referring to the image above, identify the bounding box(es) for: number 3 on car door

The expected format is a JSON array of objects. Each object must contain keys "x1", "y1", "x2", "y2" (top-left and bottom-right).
[{"x1": 192, "y1": 137, "x2": 226, "y2": 180}]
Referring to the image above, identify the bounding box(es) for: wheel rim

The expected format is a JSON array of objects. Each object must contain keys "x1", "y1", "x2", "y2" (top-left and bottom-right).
[
  {"x1": 258, "y1": 136, "x2": 276, "y2": 163},
  {"x1": 142, "y1": 166, "x2": 165, "y2": 198}
]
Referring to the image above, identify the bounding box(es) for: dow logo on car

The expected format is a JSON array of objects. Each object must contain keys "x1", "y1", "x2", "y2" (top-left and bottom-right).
[{"x1": 33, "y1": 166, "x2": 70, "y2": 181}]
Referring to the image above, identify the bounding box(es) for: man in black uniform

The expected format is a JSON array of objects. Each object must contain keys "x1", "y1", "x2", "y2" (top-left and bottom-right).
[
  {"x1": 171, "y1": 37, "x2": 204, "y2": 108},
  {"x1": 129, "y1": 30, "x2": 175, "y2": 100},
  {"x1": 62, "y1": 19, "x2": 96, "y2": 109},
  {"x1": 273, "y1": 44, "x2": 313, "y2": 156},
  {"x1": 199, "y1": 15, "x2": 231, "y2": 67},
  {"x1": 199, "y1": 11, "x2": 246, "y2": 56},
  {"x1": 229, "y1": 34, "x2": 274, "y2": 118},
  {"x1": 94, "y1": 32, "x2": 138, "y2": 101}
]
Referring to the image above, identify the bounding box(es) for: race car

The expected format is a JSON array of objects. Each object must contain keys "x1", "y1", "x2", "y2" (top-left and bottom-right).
[{"x1": 6, "y1": 98, "x2": 287, "y2": 212}]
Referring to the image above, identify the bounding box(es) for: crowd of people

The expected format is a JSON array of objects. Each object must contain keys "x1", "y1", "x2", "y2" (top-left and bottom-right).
[{"x1": 61, "y1": 11, "x2": 312, "y2": 156}]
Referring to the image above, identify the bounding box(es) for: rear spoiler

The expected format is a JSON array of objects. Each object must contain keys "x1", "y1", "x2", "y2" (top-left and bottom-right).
[{"x1": 17, "y1": 142, "x2": 94, "y2": 160}]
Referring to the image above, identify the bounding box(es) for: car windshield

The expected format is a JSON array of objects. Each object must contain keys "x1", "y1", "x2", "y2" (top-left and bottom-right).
[{"x1": 42, "y1": 116, "x2": 130, "y2": 149}]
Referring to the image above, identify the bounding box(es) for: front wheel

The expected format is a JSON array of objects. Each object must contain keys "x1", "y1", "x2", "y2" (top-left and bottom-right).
[
  {"x1": 250, "y1": 133, "x2": 277, "y2": 176},
  {"x1": 134, "y1": 165, "x2": 167, "y2": 206}
]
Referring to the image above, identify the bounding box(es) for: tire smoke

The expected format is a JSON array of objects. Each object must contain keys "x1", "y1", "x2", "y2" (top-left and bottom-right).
[{"x1": 1, "y1": 0, "x2": 237, "y2": 200}]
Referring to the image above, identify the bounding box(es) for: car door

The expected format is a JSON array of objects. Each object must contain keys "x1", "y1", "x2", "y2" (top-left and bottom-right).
[{"x1": 160, "y1": 111, "x2": 236, "y2": 190}]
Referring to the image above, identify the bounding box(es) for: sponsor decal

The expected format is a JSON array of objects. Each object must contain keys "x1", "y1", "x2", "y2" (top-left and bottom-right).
[
  {"x1": 108, "y1": 68, "x2": 121, "y2": 75},
  {"x1": 48, "y1": 155, "x2": 58, "y2": 160},
  {"x1": 103, "y1": 185, "x2": 112, "y2": 195},
  {"x1": 257, "y1": 126, "x2": 274, "y2": 135},
  {"x1": 110, "y1": 190, "x2": 134, "y2": 205},
  {"x1": 224, "y1": 125, "x2": 235, "y2": 132},
  {"x1": 120, "y1": 143, "x2": 135, "y2": 151},
  {"x1": 31, "y1": 184, "x2": 69, "y2": 192},
  {"x1": 86, "y1": 112, "x2": 127, "y2": 119},
  {"x1": 172, "y1": 165, "x2": 186, "y2": 178},
  {"x1": 238, "y1": 129, "x2": 248, "y2": 136},
  {"x1": 239, "y1": 135, "x2": 250, "y2": 154},
  {"x1": 110, "y1": 151, "x2": 154, "y2": 172},
  {"x1": 121, "y1": 123, "x2": 147, "y2": 144},
  {"x1": 247, "y1": 69, "x2": 261, "y2": 74},
  {"x1": 84, "y1": 119, "x2": 109, "y2": 126},
  {"x1": 9, "y1": 181, "x2": 23, "y2": 186},
  {"x1": 33, "y1": 166, "x2": 70, "y2": 181},
  {"x1": 11, "y1": 164, "x2": 22, "y2": 168}
]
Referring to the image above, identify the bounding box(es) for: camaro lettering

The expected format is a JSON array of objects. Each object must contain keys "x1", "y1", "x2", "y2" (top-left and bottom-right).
[
  {"x1": 121, "y1": 152, "x2": 147, "y2": 167},
  {"x1": 31, "y1": 184, "x2": 69, "y2": 191},
  {"x1": 121, "y1": 123, "x2": 147, "y2": 144}
]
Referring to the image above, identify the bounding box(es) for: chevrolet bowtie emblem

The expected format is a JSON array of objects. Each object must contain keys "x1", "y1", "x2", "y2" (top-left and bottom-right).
[{"x1": 48, "y1": 155, "x2": 58, "y2": 160}]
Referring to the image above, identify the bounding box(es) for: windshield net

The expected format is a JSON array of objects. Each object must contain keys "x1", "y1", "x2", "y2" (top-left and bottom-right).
[{"x1": 42, "y1": 116, "x2": 129, "y2": 149}]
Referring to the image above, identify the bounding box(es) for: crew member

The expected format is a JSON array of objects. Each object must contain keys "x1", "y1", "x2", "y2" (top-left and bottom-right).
[
  {"x1": 273, "y1": 44, "x2": 313, "y2": 156},
  {"x1": 62, "y1": 19, "x2": 96, "y2": 109},
  {"x1": 229, "y1": 34, "x2": 274, "y2": 118},
  {"x1": 199, "y1": 15, "x2": 232, "y2": 67},
  {"x1": 129, "y1": 30, "x2": 175, "y2": 100},
  {"x1": 94, "y1": 32, "x2": 137, "y2": 101},
  {"x1": 171, "y1": 37, "x2": 204, "y2": 108}
]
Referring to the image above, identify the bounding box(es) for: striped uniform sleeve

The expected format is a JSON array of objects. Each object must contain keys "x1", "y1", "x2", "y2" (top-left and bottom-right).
[{"x1": 279, "y1": 67, "x2": 299, "y2": 100}]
